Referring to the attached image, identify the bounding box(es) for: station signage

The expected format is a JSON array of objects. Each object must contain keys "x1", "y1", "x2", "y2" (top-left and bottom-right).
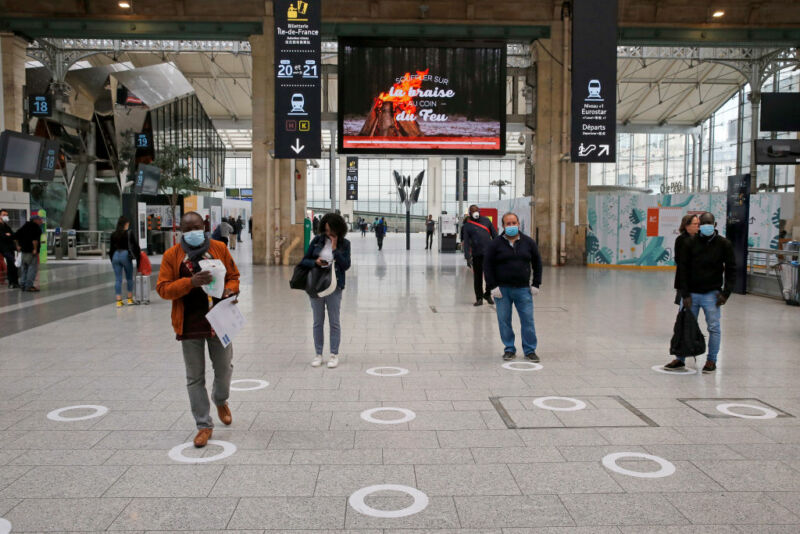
[
  {"x1": 570, "y1": 0, "x2": 617, "y2": 163},
  {"x1": 274, "y1": 0, "x2": 321, "y2": 159},
  {"x1": 726, "y1": 174, "x2": 750, "y2": 295},
  {"x1": 345, "y1": 157, "x2": 358, "y2": 200},
  {"x1": 28, "y1": 95, "x2": 52, "y2": 117}
]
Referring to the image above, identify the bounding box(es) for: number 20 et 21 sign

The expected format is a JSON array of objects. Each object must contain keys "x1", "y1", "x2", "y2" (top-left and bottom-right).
[{"x1": 274, "y1": 0, "x2": 321, "y2": 159}]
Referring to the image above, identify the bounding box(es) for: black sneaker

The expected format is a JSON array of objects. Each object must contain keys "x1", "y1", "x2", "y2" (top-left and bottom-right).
[
  {"x1": 524, "y1": 352, "x2": 539, "y2": 363},
  {"x1": 663, "y1": 359, "x2": 685, "y2": 370},
  {"x1": 484, "y1": 293, "x2": 494, "y2": 305},
  {"x1": 473, "y1": 299, "x2": 483, "y2": 307},
  {"x1": 502, "y1": 352, "x2": 516, "y2": 361},
  {"x1": 702, "y1": 361, "x2": 716, "y2": 373}
]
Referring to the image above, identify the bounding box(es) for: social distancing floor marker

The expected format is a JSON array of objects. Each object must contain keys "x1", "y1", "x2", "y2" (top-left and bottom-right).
[
  {"x1": 716, "y1": 402, "x2": 778, "y2": 419},
  {"x1": 46, "y1": 405, "x2": 109, "y2": 422},
  {"x1": 651, "y1": 364, "x2": 697, "y2": 375},
  {"x1": 366, "y1": 367, "x2": 409, "y2": 377},
  {"x1": 168, "y1": 440, "x2": 237, "y2": 463},
  {"x1": 0, "y1": 518, "x2": 10, "y2": 534},
  {"x1": 533, "y1": 396, "x2": 587, "y2": 411},
  {"x1": 360, "y1": 407, "x2": 416, "y2": 425},
  {"x1": 502, "y1": 361, "x2": 543, "y2": 371},
  {"x1": 602, "y1": 452, "x2": 676, "y2": 478},
  {"x1": 230, "y1": 379, "x2": 269, "y2": 391},
  {"x1": 348, "y1": 484, "x2": 429, "y2": 518}
]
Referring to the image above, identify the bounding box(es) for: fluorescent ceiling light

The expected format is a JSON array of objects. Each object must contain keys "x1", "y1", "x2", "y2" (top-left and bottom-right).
[
  {"x1": 118, "y1": 1, "x2": 131, "y2": 9},
  {"x1": 712, "y1": 10, "x2": 725, "y2": 18}
]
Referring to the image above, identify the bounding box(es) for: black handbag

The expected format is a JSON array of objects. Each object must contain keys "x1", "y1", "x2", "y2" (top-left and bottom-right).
[
  {"x1": 669, "y1": 308, "x2": 706, "y2": 357},
  {"x1": 290, "y1": 263, "x2": 310, "y2": 289},
  {"x1": 305, "y1": 264, "x2": 334, "y2": 298}
]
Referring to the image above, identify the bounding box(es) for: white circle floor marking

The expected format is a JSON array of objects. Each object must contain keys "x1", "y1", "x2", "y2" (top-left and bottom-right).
[
  {"x1": 46, "y1": 405, "x2": 109, "y2": 422},
  {"x1": 366, "y1": 367, "x2": 409, "y2": 377},
  {"x1": 533, "y1": 396, "x2": 587, "y2": 412},
  {"x1": 602, "y1": 452, "x2": 676, "y2": 478},
  {"x1": 348, "y1": 484, "x2": 429, "y2": 518},
  {"x1": 651, "y1": 364, "x2": 697, "y2": 375},
  {"x1": 502, "y1": 361, "x2": 543, "y2": 371},
  {"x1": 168, "y1": 440, "x2": 237, "y2": 464},
  {"x1": 360, "y1": 407, "x2": 416, "y2": 425},
  {"x1": 230, "y1": 379, "x2": 269, "y2": 391},
  {"x1": 0, "y1": 518, "x2": 10, "y2": 534},
  {"x1": 716, "y1": 403, "x2": 778, "y2": 420}
]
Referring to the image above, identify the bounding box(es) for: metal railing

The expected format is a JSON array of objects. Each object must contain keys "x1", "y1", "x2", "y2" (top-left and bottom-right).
[
  {"x1": 46, "y1": 230, "x2": 111, "y2": 257},
  {"x1": 747, "y1": 247, "x2": 800, "y2": 302}
]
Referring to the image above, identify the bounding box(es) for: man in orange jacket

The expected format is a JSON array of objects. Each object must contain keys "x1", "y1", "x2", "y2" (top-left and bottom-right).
[{"x1": 157, "y1": 211, "x2": 240, "y2": 448}]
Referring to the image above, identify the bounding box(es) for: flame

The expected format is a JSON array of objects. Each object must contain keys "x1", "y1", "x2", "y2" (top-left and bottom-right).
[{"x1": 377, "y1": 68, "x2": 429, "y2": 118}]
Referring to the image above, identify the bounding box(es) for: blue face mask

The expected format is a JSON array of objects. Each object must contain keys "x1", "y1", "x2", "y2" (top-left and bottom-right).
[
  {"x1": 183, "y1": 230, "x2": 206, "y2": 247},
  {"x1": 504, "y1": 225, "x2": 519, "y2": 237},
  {"x1": 699, "y1": 224, "x2": 715, "y2": 237}
]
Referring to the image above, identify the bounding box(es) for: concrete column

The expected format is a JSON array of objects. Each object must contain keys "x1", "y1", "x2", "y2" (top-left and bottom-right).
[
  {"x1": 249, "y1": 5, "x2": 276, "y2": 265},
  {"x1": 337, "y1": 155, "x2": 353, "y2": 223},
  {"x1": 87, "y1": 122, "x2": 98, "y2": 231},
  {"x1": 1, "y1": 34, "x2": 27, "y2": 192},
  {"x1": 427, "y1": 156, "x2": 442, "y2": 217},
  {"x1": 794, "y1": 132, "x2": 800, "y2": 239}
]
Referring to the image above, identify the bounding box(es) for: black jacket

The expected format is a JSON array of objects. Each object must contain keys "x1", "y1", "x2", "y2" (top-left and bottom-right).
[
  {"x1": 483, "y1": 233, "x2": 543, "y2": 290},
  {"x1": 677, "y1": 231, "x2": 736, "y2": 298},
  {"x1": 462, "y1": 216, "x2": 497, "y2": 257},
  {"x1": 0, "y1": 221, "x2": 15, "y2": 254},
  {"x1": 13, "y1": 221, "x2": 42, "y2": 253},
  {"x1": 300, "y1": 235, "x2": 351, "y2": 290},
  {"x1": 673, "y1": 232, "x2": 691, "y2": 290},
  {"x1": 109, "y1": 229, "x2": 141, "y2": 263}
]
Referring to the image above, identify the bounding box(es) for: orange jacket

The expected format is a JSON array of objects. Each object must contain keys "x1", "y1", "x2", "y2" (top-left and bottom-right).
[{"x1": 156, "y1": 239, "x2": 240, "y2": 336}]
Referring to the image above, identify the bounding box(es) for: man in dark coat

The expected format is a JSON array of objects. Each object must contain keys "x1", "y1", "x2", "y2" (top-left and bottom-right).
[
  {"x1": 462, "y1": 205, "x2": 497, "y2": 306},
  {"x1": 0, "y1": 209, "x2": 19, "y2": 288}
]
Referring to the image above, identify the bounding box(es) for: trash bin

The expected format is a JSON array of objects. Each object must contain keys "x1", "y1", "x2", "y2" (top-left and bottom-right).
[{"x1": 776, "y1": 241, "x2": 800, "y2": 306}]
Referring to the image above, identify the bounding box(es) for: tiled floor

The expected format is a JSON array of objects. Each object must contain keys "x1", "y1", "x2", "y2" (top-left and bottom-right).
[{"x1": 1, "y1": 232, "x2": 799, "y2": 532}]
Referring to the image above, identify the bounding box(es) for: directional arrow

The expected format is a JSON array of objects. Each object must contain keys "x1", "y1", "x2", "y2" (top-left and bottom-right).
[
  {"x1": 291, "y1": 138, "x2": 305, "y2": 154},
  {"x1": 598, "y1": 145, "x2": 610, "y2": 157}
]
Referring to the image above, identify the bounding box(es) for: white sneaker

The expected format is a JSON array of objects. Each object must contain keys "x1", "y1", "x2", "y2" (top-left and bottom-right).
[
  {"x1": 311, "y1": 355, "x2": 323, "y2": 367},
  {"x1": 327, "y1": 355, "x2": 339, "y2": 369}
]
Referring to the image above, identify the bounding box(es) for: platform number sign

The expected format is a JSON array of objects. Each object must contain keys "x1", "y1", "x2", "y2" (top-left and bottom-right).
[
  {"x1": 38, "y1": 140, "x2": 60, "y2": 182},
  {"x1": 29, "y1": 95, "x2": 52, "y2": 117}
]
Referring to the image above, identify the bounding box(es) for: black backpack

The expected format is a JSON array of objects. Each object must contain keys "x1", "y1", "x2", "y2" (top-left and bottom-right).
[{"x1": 669, "y1": 308, "x2": 706, "y2": 357}]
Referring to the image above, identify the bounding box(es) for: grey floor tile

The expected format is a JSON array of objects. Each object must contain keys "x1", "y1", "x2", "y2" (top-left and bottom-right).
[
  {"x1": 90, "y1": 410, "x2": 185, "y2": 430},
  {"x1": 6, "y1": 430, "x2": 110, "y2": 450},
  {"x1": 0, "y1": 465, "x2": 127, "y2": 498},
  {"x1": 665, "y1": 492, "x2": 800, "y2": 524},
  {"x1": 355, "y1": 430, "x2": 439, "y2": 449},
  {"x1": 560, "y1": 493, "x2": 689, "y2": 526},
  {"x1": 641, "y1": 444, "x2": 744, "y2": 461},
  {"x1": 517, "y1": 428, "x2": 609, "y2": 446},
  {"x1": 726, "y1": 443, "x2": 800, "y2": 461},
  {"x1": 595, "y1": 428, "x2": 692, "y2": 445},
  {"x1": 209, "y1": 465, "x2": 319, "y2": 496},
  {"x1": 4, "y1": 497, "x2": 130, "y2": 531},
  {"x1": 110, "y1": 497, "x2": 239, "y2": 530},
  {"x1": 557, "y1": 445, "x2": 647, "y2": 462},
  {"x1": 93, "y1": 430, "x2": 193, "y2": 450},
  {"x1": 314, "y1": 465, "x2": 416, "y2": 495},
  {"x1": 674, "y1": 426, "x2": 776, "y2": 444},
  {"x1": 8, "y1": 449, "x2": 116, "y2": 466},
  {"x1": 693, "y1": 460, "x2": 800, "y2": 491},
  {"x1": 407, "y1": 410, "x2": 488, "y2": 430},
  {"x1": 437, "y1": 429, "x2": 525, "y2": 448},
  {"x1": 346, "y1": 495, "x2": 460, "y2": 529},
  {"x1": 767, "y1": 491, "x2": 800, "y2": 516},
  {"x1": 292, "y1": 448, "x2": 383, "y2": 465},
  {"x1": 383, "y1": 448, "x2": 475, "y2": 464},
  {"x1": 250, "y1": 411, "x2": 333, "y2": 431},
  {"x1": 503, "y1": 528, "x2": 621, "y2": 534},
  {"x1": 228, "y1": 497, "x2": 345, "y2": 530},
  {"x1": 471, "y1": 446, "x2": 564, "y2": 463},
  {"x1": 607, "y1": 460, "x2": 724, "y2": 493},
  {"x1": 268, "y1": 430, "x2": 354, "y2": 450},
  {"x1": 104, "y1": 464, "x2": 224, "y2": 497},
  {"x1": 618, "y1": 527, "x2": 740, "y2": 533},
  {"x1": 416, "y1": 464, "x2": 521, "y2": 495},
  {"x1": 510, "y1": 461, "x2": 625, "y2": 494},
  {"x1": 455, "y1": 495, "x2": 574, "y2": 528},
  {"x1": 0, "y1": 465, "x2": 32, "y2": 490}
]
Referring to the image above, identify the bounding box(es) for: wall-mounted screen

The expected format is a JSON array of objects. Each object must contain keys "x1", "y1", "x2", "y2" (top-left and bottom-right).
[
  {"x1": 338, "y1": 39, "x2": 506, "y2": 155},
  {"x1": 0, "y1": 130, "x2": 45, "y2": 180},
  {"x1": 134, "y1": 164, "x2": 161, "y2": 196}
]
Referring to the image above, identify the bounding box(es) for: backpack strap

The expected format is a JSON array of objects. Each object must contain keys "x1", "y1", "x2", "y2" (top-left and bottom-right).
[{"x1": 467, "y1": 219, "x2": 491, "y2": 234}]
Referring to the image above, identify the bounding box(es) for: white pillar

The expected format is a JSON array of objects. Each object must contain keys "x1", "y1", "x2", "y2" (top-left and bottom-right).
[
  {"x1": 337, "y1": 155, "x2": 353, "y2": 224},
  {"x1": 427, "y1": 156, "x2": 442, "y2": 217}
]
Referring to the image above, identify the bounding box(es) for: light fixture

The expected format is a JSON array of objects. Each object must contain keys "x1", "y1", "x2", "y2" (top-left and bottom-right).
[
  {"x1": 118, "y1": 1, "x2": 131, "y2": 8},
  {"x1": 712, "y1": 10, "x2": 725, "y2": 18}
]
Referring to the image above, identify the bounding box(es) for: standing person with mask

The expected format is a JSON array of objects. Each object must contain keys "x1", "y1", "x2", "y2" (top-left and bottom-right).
[
  {"x1": 665, "y1": 212, "x2": 735, "y2": 373},
  {"x1": 672, "y1": 214, "x2": 699, "y2": 305},
  {"x1": 375, "y1": 216, "x2": 386, "y2": 250},
  {"x1": 156, "y1": 212, "x2": 240, "y2": 448},
  {"x1": 484, "y1": 212, "x2": 543, "y2": 362},
  {"x1": 108, "y1": 216, "x2": 140, "y2": 307},
  {"x1": 462, "y1": 205, "x2": 497, "y2": 306},
  {"x1": 300, "y1": 213, "x2": 351, "y2": 369},
  {"x1": 14, "y1": 215, "x2": 43, "y2": 292},
  {"x1": 425, "y1": 214, "x2": 436, "y2": 250},
  {"x1": 0, "y1": 209, "x2": 19, "y2": 289}
]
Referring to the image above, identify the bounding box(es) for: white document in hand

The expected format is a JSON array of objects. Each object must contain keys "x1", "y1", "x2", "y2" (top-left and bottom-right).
[{"x1": 205, "y1": 297, "x2": 246, "y2": 348}]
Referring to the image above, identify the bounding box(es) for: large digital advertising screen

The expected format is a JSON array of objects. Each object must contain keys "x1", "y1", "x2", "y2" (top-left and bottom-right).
[{"x1": 338, "y1": 39, "x2": 506, "y2": 155}]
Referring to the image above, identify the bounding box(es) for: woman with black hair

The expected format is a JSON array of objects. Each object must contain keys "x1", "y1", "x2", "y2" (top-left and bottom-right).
[
  {"x1": 299, "y1": 213, "x2": 351, "y2": 368},
  {"x1": 109, "y1": 215, "x2": 140, "y2": 307},
  {"x1": 672, "y1": 213, "x2": 699, "y2": 304}
]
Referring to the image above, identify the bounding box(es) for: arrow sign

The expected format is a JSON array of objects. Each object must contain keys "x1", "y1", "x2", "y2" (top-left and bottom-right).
[
  {"x1": 291, "y1": 139, "x2": 305, "y2": 154},
  {"x1": 598, "y1": 144, "x2": 610, "y2": 157}
]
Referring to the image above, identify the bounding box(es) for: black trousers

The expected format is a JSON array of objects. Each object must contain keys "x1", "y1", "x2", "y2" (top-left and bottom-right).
[
  {"x1": 472, "y1": 255, "x2": 487, "y2": 300},
  {"x1": 377, "y1": 235, "x2": 384, "y2": 250},
  {"x1": 2, "y1": 251, "x2": 18, "y2": 285},
  {"x1": 426, "y1": 232, "x2": 433, "y2": 249}
]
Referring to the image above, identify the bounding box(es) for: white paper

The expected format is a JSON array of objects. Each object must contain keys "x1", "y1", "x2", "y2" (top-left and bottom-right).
[
  {"x1": 198, "y1": 259, "x2": 226, "y2": 299},
  {"x1": 205, "y1": 297, "x2": 246, "y2": 348}
]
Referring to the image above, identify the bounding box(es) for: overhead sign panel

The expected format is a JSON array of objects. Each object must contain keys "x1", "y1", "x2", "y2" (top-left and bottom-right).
[
  {"x1": 571, "y1": 0, "x2": 617, "y2": 163},
  {"x1": 345, "y1": 156, "x2": 358, "y2": 200},
  {"x1": 274, "y1": 0, "x2": 321, "y2": 159}
]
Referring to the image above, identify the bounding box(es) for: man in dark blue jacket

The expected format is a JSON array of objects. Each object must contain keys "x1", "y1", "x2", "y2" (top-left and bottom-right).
[
  {"x1": 462, "y1": 205, "x2": 497, "y2": 305},
  {"x1": 484, "y1": 212, "x2": 543, "y2": 362}
]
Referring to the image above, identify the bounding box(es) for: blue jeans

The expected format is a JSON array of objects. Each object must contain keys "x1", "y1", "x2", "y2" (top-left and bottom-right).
[
  {"x1": 309, "y1": 288, "x2": 343, "y2": 355},
  {"x1": 495, "y1": 286, "x2": 537, "y2": 355},
  {"x1": 111, "y1": 250, "x2": 134, "y2": 296},
  {"x1": 678, "y1": 290, "x2": 721, "y2": 363},
  {"x1": 20, "y1": 252, "x2": 38, "y2": 290}
]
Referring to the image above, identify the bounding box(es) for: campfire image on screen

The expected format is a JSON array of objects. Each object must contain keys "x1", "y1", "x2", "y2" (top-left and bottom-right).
[{"x1": 358, "y1": 69, "x2": 428, "y2": 138}]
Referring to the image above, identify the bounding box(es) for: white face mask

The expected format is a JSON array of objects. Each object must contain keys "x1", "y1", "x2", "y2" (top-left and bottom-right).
[
  {"x1": 1, "y1": 216, "x2": 8, "y2": 223},
  {"x1": 471, "y1": 212, "x2": 480, "y2": 219}
]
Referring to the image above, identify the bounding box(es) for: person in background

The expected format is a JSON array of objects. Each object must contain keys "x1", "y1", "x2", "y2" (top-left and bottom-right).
[
  {"x1": 203, "y1": 215, "x2": 211, "y2": 234},
  {"x1": 312, "y1": 216, "x2": 320, "y2": 236},
  {"x1": 156, "y1": 211, "x2": 240, "y2": 448},
  {"x1": 236, "y1": 216, "x2": 244, "y2": 243},
  {"x1": 218, "y1": 218, "x2": 234, "y2": 247},
  {"x1": 300, "y1": 213, "x2": 351, "y2": 369},
  {"x1": 462, "y1": 205, "x2": 497, "y2": 306},
  {"x1": 665, "y1": 211, "x2": 736, "y2": 374},
  {"x1": 0, "y1": 209, "x2": 19, "y2": 289},
  {"x1": 425, "y1": 214, "x2": 436, "y2": 250},
  {"x1": 108, "y1": 216, "x2": 140, "y2": 307},
  {"x1": 248, "y1": 216, "x2": 252, "y2": 238},
  {"x1": 460, "y1": 214, "x2": 472, "y2": 267},
  {"x1": 227, "y1": 217, "x2": 237, "y2": 250},
  {"x1": 375, "y1": 216, "x2": 386, "y2": 250},
  {"x1": 14, "y1": 214, "x2": 43, "y2": 292},
  {"x1": 672, "y1": 214, "x2": 699, "y2": 305},
  {"x1": 484, "y1": 212, "x2": 543, "y2": 362}
]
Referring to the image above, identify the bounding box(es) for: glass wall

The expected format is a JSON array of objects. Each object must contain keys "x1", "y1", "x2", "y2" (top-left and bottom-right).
[
  {"x1": 589, "y1": 66, "x2": 798, "y2": 193},
  {"x1": 224, "y1": 157, "x2": 252, "y2": 189},
  {"x1": 354, "y1": 158, "x2": 428, "y2": 216},
  {"x1": 307, "y1": 158, "x2": 339, "y2": 210},
  {"x1": 441, "y1": 158, "x2": 516, "y2": 216}
]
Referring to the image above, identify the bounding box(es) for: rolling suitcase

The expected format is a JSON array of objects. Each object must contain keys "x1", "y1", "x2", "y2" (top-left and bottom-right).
[{"x1": 134, "y1": 274, "x2": 150, "y2": 305}]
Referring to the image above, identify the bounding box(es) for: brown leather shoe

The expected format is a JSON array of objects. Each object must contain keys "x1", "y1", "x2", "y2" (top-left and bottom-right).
[
  {"x1": 193, "y1": 428, "x2": 213, "y2": 448},
  {"x1": 217, "y1": 403, "x2": 232, "y2": 425}
]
